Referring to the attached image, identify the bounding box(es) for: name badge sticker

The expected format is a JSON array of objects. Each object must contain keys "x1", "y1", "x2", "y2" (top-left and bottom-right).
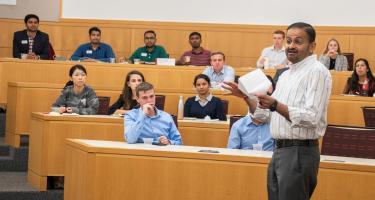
[
  {"x1": 86, "y1": 50, "x2": 93, "y2": 54},
  {"x1": 141, "y1": 52, "x2": 147, "y2": 57},
  {"x1": 21, "y1": 40, "x2": 28, "y2": 44}
]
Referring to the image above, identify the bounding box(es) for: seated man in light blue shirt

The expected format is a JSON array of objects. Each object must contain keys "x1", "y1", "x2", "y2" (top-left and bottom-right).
[
  {"x1": 227, "y1": 75, "x2": 276, "y2": 150},
  {"x1": 256, "y1": 30, "x2": 287, "y2": 69},
  {"x1": 71, "y1": 27, "x2": 115, "y2": 63},
  {"x1": 125, "y1": 82, "x2": 182, "y2": 145},
  {"x1": 203, "y1": 52, "x2": 235, "y2": 87},
  {"x1": 227, "y1": 115, "x2": 274, "y2": 150}
]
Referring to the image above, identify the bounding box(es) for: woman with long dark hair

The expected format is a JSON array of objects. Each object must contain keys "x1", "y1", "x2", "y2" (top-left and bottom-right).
[
  {"x1": 52, "y1": 64, "x2": 99, "y2": 114},
  {"x1": 343, "y1": 58, "x2": 375, "y2": 96},
  {"x1": 108, "y1": 70, "x2": 145, "y2": 114}
]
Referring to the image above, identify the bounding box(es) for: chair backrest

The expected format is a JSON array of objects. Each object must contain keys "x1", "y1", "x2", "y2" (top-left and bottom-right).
[
  {"x1": 221, "y1": 99, "x2": 229, "y2": 116},
  {"x1": 155, "y1": 95, "x2": 166, "y2": 110},
  {"x1": 321, "y1": 125, "x2": 375, "y2": 159},
  {"x1": 171, "y1": 114, "x2": 178, "y2": 128},
  {"x1": 97, "y1": 96, "x2": 110, "y2": 115},
  {"x1": 362, "y1": 106, "x2": 375, "y2": 128},
  {"x1": 342, "y1": 52, "x2": 354, "y2": 71},
  {"x1": 229, "y1": 115, "x2": 245, "y2": 130},
  {"x1": 48, "y1": 42, "x2": 56, "y2": 60}
]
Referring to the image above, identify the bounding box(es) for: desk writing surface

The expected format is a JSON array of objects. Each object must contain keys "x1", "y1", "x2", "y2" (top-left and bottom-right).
[{"x1": 64, "y1": 139, "x2": 375, "y2": 200}]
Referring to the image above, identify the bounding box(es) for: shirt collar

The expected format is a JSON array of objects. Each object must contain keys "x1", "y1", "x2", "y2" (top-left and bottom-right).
[
  {"x1": 137, "y1": 106, "x2": 161, "y2": 118},
  {"x1": 211, "y1": 65, "x2": 226, "y2": 75},
  {"x1": 191, "y1": 47, "x2": 205, "y2": 55},
  {"x1": 143, "y1": 46, "x2": 156, "y2": 54},
  {"x1": 194, "y1": 94, "x2": 213, "y2": 102},
  {"x1": 272, "y1": 45, "x2": 285, "y2": 52}
]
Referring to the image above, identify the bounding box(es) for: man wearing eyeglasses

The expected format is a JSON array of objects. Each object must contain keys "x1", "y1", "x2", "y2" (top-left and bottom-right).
[{"x1": 128, "y1": 30, "x2": 168, "y2": 64}]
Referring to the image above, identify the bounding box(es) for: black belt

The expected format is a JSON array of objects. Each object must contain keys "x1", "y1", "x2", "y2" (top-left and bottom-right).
[{"x1": 275, "y1": 139, "x2": 318, "y2": 149}]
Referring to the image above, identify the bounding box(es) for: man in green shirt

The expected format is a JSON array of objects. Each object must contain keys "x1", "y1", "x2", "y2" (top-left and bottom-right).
[{"x1": 129, "y1": 30, "x2": 168, "y2": 64}]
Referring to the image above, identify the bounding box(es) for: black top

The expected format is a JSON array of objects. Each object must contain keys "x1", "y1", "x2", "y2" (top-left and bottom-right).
[
  {"x1": 183, "y1": 96, "x2": 226, "y2": 121},
  {"x1": 329, "y1": 58, "x2": 336, "y2": 70},
  {"x1": 108, "y1": 94, "x2": 138, "y2": 114},
  {"x1": 13, "y1": 30, "x2": 49, "y2": 59}
]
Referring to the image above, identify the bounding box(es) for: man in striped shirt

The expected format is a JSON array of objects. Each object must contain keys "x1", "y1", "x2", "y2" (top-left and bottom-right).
[
  {"x1": 176, "y1": 32, "x2": 211, "y2": 66},
  {"x1": 224, "y1": 22, "x2": 332, "y2": 200}
]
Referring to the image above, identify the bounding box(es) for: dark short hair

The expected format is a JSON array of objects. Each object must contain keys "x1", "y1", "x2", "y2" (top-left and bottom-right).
[
  {"x1": 89, "y1": 27, "x2": 101, "y2": 35},
  {"x1": 24, "y1": 14, "x2": 39, "y2": 24},
  {"x1": 69, "y1": 64, "x2": 87, "y2": 76},
  {"x1": 287, "y1": 22, "x2": 316, "y2": 43},
  {"x1": 136, "y1": 82, "x2": 154, "y2": 97},
  {"x1": 189, "y1": 32, "x2": 201, "y2": 39},
  {"x1": 273, "y1": 30, "x2": 285, "y2": 39},
  {"x1": 144, "y1": 30, "x2": 156, "y2": 37},
  {"x1": 211, "y1": 52, "x2": 226, "y2": 61},
  {"x1": 193, "y1": 74, "x2": 210, "y2": 86}
]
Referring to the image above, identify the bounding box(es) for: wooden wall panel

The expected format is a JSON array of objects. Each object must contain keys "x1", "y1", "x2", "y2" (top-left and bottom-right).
[{"x1": 1, "y1": 18, "x2": 375, "y2": 71}]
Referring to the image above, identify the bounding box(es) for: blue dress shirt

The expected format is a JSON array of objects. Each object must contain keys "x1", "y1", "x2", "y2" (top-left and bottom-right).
[
  {"x1": 71, "y1": 43, "x2": 115, "y2": 62},
  {"x1": 227, "y1": 115, "x2": 274, "y2": 151},
  {"x1": 125, "y1": 108, "x2": 182, "y2": 145},
  {"x1": 202, "y1": 65, "x2": 235, "y2": 83}
]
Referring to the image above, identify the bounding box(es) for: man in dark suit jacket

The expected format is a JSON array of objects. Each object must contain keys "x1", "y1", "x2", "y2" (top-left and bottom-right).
[{"x1": 13, "y1": 14, "x2": 49, "y2": 60}]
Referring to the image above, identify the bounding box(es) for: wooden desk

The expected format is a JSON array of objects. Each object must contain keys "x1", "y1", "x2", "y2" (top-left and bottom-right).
[
  {"x1": 27, "y1": 113, "x2": 231, "y2": 191},
  {"x1": 178, "y1": 119, "x2": 230, "y2": 148},
  {"x1": 64, "y1": 139, "x2": 375, "y2": 200},
  {"x1": 0, "y1": 58, "x2": 255, "y2": 104},
  {"x1": 5, "y1": 82, "x2": 244, "y2": 147},
  {"x1": 328, "y1": 95, "x2": 375, "y2": 127}
]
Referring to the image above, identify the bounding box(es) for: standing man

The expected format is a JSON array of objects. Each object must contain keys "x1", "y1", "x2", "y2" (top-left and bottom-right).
[
  {"x1": 125, "y1": 82, "x2": 182, "y2": 145},
  {"x1": 223, "y1": 22, "x2": 332, "y2": 200},
  {"x1": 71, "y1": 27, "x2": 115, "y2": 62},
  {"x1": 256, "y1": 30, "x2": 287, "y2": 69},
  {"x1": 129, "y1": 30, "x2": 168, "y2": 64},
  {"x1": 176, "y1": 32, "x2": 211, "y2": 66},
  {"x1": 13, "y1": 14, "x2": 50, "y2": 60},
  {"x1": 203, "y1": 52, "x2": 235, "y2": 87}
]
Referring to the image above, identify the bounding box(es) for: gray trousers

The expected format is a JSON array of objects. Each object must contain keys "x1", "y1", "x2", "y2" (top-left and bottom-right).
[{"x1": 267, "y1": 145, "x2": 320, "y2": 200}]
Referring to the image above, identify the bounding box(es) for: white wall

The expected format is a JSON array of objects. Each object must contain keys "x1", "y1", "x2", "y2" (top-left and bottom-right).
[
  {"x1": 0, "y1": 0, "x2": 59, "y2": 21},
  {"x1": 61, "y1": 0, "x2": 375, "y2": 26}
]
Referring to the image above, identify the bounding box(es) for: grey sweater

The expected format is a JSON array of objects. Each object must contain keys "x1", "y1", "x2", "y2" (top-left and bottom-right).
[{"x1": 52, "y1": 85, "x2": 99, "y2": 115}]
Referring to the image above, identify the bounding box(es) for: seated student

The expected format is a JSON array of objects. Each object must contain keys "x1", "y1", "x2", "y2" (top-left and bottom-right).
[
  {"x1": 52, "y1": 64, "x2": 99, "y2": 114},
  {"x1": 184, "y1": 74, "x2": 227, "y2": 121},
  {"x1": 128, "y1": 30, "x2": 168, "y2": 64},
  {"x1": 70, "y1": 27, "x2": 115, "y2": 62},
  {"x1": 256, "y1": 30, "x2": 287, "y2": 69},
  {"x1": 108, "y1": 70, "x2": 145, "y2": 115},
  {"x1": 13, "y1": 14, "x2": 49, "y2": 60},
  {"x1": 227, "y1": 76, "x2": 275, "y2": 150},
  {"x1": 319, "y1": 38, "x2": 348, "y2": 71},
  {"x1": 125, "y1": 82, "x2": 182, "y2": 145},
  {"x1": 343, "y1": 58, "x2": 375, "y2": 96},
  {"x1": 202, "y1": 52, "x2": 235, "y2": 87},
  {"x1": 176, "y1": 32, "x2": 211, "y2": 66}
]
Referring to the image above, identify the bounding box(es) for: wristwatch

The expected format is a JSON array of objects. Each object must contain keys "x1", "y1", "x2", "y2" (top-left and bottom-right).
[{"x1": 269, "y1": 100, "x2": 278, "y2": 112}]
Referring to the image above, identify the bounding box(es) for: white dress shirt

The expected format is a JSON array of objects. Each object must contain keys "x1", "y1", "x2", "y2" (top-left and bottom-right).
[{"x1": 255, "y1": 55, "x2": 332, "y2": 139}]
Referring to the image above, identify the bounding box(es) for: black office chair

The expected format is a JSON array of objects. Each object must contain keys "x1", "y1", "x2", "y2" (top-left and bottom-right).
[
  {"x1": 221, "y1": 99, "x2": 229, "y2": 117},
  {"x1": 97, "y1": 96, "x2": 110, "y2": 115},
  {"x1": 362, "y1": 106, "x2": 375, "y2": 128},
  {"x1": 155, "y1": 95, "x2": 166, "y2": 110},
  {"x1": 229, "y1": 115, "x2": 244, "y2": 130},
  {"x1": 321, "y1": 125, "x2": 375, "y2": 159}
]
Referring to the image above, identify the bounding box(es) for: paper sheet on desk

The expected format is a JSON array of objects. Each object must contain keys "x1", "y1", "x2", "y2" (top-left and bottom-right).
[{"x1": 238, "y1": 69, "x2": 271, "y2": 97}]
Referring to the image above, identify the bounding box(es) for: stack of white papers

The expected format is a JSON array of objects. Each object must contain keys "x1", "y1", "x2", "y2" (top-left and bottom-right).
[{"x1": 238, "y1": 69, "x2": 271, "y2": 97}]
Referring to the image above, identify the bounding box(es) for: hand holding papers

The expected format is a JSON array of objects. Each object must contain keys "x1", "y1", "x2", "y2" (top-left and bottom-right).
[{"x1": 238, "y1": 69, "x2": 271, "y2": 98}]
